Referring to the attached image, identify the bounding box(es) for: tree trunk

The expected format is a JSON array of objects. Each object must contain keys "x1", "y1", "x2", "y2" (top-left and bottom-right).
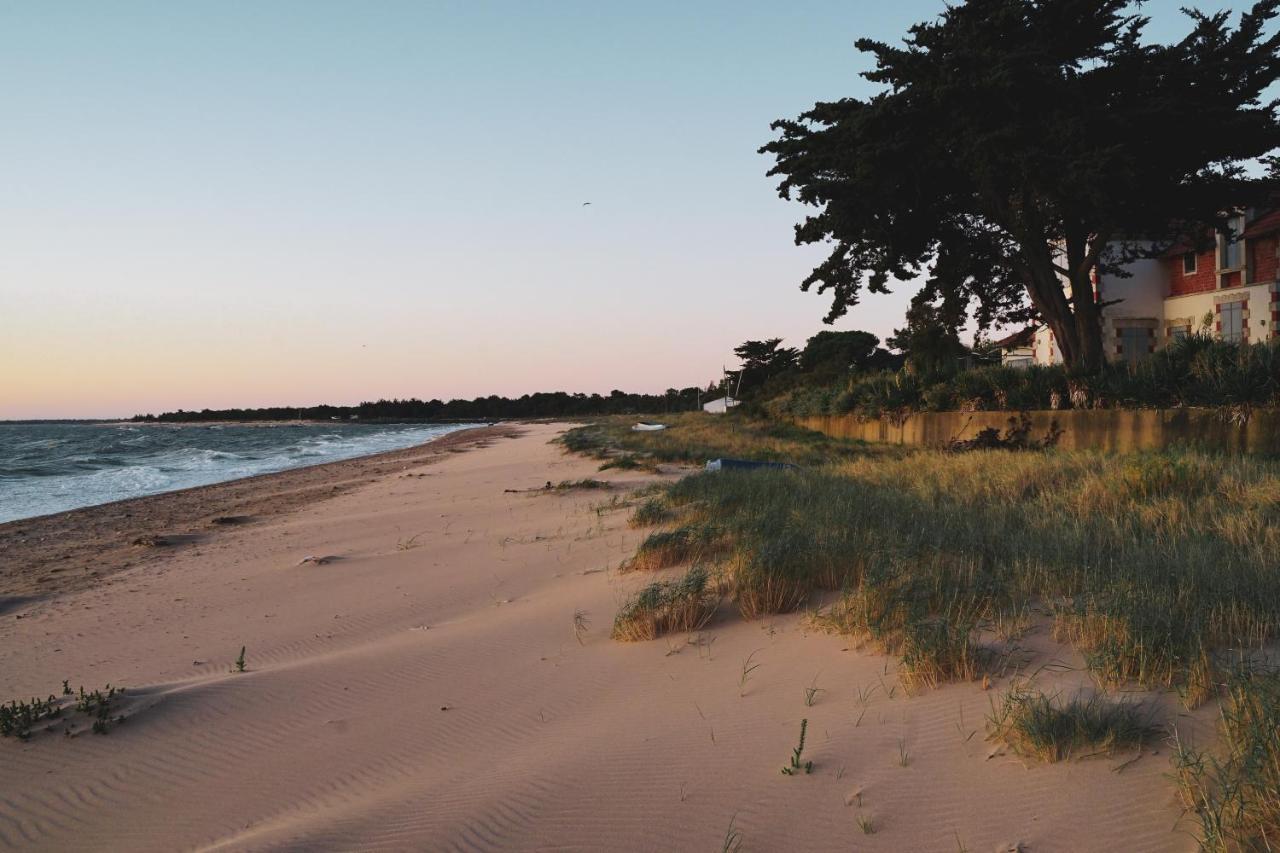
[{"x1": 1018, "y1": 265, "x2": 1105, "y2": 372}]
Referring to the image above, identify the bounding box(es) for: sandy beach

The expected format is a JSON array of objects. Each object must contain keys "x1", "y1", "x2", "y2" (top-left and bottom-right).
[{"x1": 0, "y1": 424, "x2": 1198, "y2": 851}]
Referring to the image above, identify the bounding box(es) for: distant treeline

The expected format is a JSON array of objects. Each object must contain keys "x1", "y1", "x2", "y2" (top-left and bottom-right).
[{"x1": 131, "y1": 388, "x2": 710, "y2": 423}]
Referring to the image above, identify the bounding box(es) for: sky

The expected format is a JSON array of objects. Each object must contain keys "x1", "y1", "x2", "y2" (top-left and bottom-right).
[{"x1": 0, "y1": 1, "x2": 1263, "y2": 418}]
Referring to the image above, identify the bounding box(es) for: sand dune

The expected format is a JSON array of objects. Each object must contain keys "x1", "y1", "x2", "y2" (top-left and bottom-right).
[{"x1": 0, "y1": 425, "x2": 1200, "y2": 851}]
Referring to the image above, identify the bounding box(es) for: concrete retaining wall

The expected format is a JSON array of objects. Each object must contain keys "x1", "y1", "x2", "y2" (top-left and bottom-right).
[{"x1": 796, "y1": 409, "x2": 1280, "y2": 454}]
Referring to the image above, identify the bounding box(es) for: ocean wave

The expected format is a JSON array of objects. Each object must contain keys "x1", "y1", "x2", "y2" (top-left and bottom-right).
[{"x1": 0, "y1": 422, "x2": 477, "y2": 524}]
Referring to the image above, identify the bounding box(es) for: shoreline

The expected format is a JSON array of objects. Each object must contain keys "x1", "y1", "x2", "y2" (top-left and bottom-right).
[
  {"x1": 0, "y1": 424, "x2": 519, "y2": 604},
  {"x1": 117, "y1": 419, "x2": 497, "y2": 427}
]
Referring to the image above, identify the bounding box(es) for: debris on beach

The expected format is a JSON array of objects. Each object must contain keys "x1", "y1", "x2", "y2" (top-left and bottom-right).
[{"x1": 704, "y1": 458, "x2": 797, "y2": 472}]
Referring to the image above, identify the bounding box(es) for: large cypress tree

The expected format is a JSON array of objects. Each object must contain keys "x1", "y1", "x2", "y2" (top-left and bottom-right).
[{"x1": 761, "y1": 1, "x2": 1280, "y2": 369}]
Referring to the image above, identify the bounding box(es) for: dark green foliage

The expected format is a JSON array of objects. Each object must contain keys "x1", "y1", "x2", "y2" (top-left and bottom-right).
[
  {"x1": 133, "y1": 387, "x2": 709, "y2": 422},
  {"x1": 77, "y1": 685, "x2": 125, "y2": 735},
  {"x1": 772, "y1": 338, "x2": 1280, "y2": 419},
  {"x1": 761, "y1": 0, "x2": 1280, "y2": 369},
  {"x1": 234, "y1": 646, "x2": 246, "y2": 673},
  {"x1": 0, "y1": 696, "x2": 60, "y2": 740},
  {"x1": 799, "y1": 330, "x2": 899, "y2": 377},
  {"x1": 781, "y1": 718, "x2": 813, "y2": 775},
  {"x1": 734, "y1": 338, "x2": 799, "y2": 395},
  {"x1": 887, "y1": 300, "x2": 972, "y2": 376}
]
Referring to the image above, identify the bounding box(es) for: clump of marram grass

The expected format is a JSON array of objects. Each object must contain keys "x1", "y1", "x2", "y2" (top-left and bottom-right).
[
  {"x1": 554, "y1": 478, "x2": 611, "y2": 491},
  {"x1": 986, "y1": 685, "x2": 1156, "y2": 763},
  {"x1": 611, "y1": 566, "x2": 718, "y2": 641},
  {"x1": 625, "y1": 523, "x2": 724, "y2": 572},
  {"x1": 899, "y1": 613, "x2": 985, "y2": 692},
  {"x1": 628, "y1": 496, "x2": 674, "y2": 528},
  {"x1": 1174, "y1": 662, "x2": 1280, "y2": 852},
  {"x1": 598, "y1": 454, "x2": 646, "y2": 471}
]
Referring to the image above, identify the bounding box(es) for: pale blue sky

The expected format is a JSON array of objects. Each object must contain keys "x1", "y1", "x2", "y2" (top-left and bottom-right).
[{"x1": 0, "y1": 1, "x2": 1262, "y2": 417}]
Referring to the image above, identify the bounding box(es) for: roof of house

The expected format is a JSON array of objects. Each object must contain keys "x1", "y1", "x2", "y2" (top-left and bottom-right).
[
  {"x1": 992, "y1": 326, "x2": 1038, "y2": 350},
  {"x1": 1244, "y1": 208, "x2": 1280, "y2": 238},
  {"x1": 1159, "y1": 209, "x2": 1280, "y2": 257}
]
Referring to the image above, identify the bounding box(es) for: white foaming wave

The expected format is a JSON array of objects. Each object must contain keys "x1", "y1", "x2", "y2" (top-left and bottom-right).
[{"x1": 0, "y1": 423, "x2": 475, "y2": 524}]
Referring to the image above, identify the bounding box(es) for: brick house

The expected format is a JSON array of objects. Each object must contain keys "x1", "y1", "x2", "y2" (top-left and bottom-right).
[{"x1": 1019, "y1": 208, "x2": 1280, "y2": 366}]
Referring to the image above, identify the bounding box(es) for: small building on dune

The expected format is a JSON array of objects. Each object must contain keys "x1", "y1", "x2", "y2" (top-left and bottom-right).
[{"x1": 702, "y1": 396, "x2": 740, "y2": 414}]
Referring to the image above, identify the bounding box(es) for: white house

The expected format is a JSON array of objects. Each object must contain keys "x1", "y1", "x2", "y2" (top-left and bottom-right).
[{"x1": 1022, "y1": 208, "x2": 1280, "y2": 365}]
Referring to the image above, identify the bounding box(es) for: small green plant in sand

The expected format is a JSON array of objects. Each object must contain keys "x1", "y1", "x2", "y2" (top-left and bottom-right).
[
  {"x1": 572, "y1": 609, "x2": 591, "y2": 645},
  {"x1": 233, "y1": 646, "x2": 247, "y2": 673},
  {"x1": 857, "y1": 814, "x2": 876, "y2": 835},
  {"x1": 0, "y1": 695, "x2": 61, "y2": 740},
  {"x1": 896, "y1": 737, "x2": 911, "y2": 767},
  {"x1": 781, "y1": 718, "x2": 813, "y2": 775},
  {"x1": 397, "y1": 531, "x2": 427, "y2": 551},
  {"x1": 986, "y1": 685, "x2": 1155, "y2": 763},
  {"x1": 803, "y1": 675, "x2": 825, "y2": 707},
  {"x1": 720, "y1": 814, "x2": 744, "y2": 853},
  {"x1": 77, "y1": 685, "x2": 126, "y2": 735},
  {"x1": 739, "y1": 649, "x2": 762, "y2": 697},
  {"x1": 1, "y1": 683, "x2": 127, "y2": 739},
  {"x1": 611, "y1": 566, "x2": 718, "y2": 642}
]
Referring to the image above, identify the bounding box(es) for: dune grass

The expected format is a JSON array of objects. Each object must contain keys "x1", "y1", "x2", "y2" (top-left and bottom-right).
[
  {"x1": 558, "y1": 413, "x2": 882, "y2": 467},
  {"x1": 570, "y1": 412, "x2": 1280, "y2": 830},
  {"x1": 1174, "y1": 662, "x2": 1280, "y2": 851},
  {"x1": 986, "y1": 685, "x2": 1156, "y2": 762},
  {"x1": 623, "y1": 448, "x2": 1280, "y2": 705},
  {"x1": 626, "y1": 524, "x2": 727, "y2": 572},
  {"x1": 611, "y1": 566, "x2": 719, "y2": 641}
]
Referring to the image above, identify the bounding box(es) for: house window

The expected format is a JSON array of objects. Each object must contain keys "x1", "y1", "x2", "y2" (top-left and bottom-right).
[
  {"x1": 1170, "y1": 325, "x2": 1191, "y2": 342},
  {"x1": 1221, "y1": 215, "x2": 1246, "y2": 270},
  {"x1": 1220, "y1": 301, "x2": 1244, "y2": 343},
  {"x1": 1119, "y1": 327, "x2": 1150, "y2": 365},
  {"x1": 1183, "y1": 253, "x2": 1197, "y2": 275}
]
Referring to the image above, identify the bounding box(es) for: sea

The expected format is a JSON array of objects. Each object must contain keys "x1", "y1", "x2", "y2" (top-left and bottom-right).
[{"x1": 0, "y1": 421, "x2": 478, "y2": 525}]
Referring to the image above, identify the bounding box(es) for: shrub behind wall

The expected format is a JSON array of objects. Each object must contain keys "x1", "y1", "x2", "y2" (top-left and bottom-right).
[{"x1": 767, "y1": 336, "x2": 1280, "y2": 419}]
